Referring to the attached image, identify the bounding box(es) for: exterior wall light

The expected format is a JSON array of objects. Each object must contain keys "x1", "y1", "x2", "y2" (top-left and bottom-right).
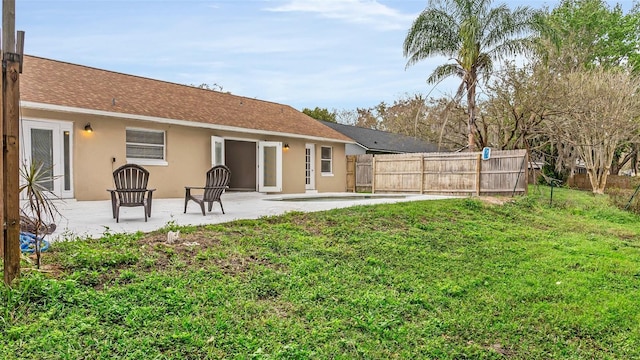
[
  {"x1": 84, "y1": 123, "x2": 93, "y2": 132},
  {"x1": 283, "y1": 143, "x2": 290, "y2": 150}
]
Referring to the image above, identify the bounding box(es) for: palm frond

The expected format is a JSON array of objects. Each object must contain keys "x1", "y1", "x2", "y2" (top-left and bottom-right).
[
  {"x1": 427, "y1": 63, "x2": 465, "y2": 85},
  {"x1": 475, "y1": 53, "x2": 494, "y2": 81},
  {"x1": 404, "y1": 7, "x2": 460, "y2": 68},
  {"x1": 488, "y1": 37, "x2": 537, "y2": 60},
  {"x1": 483, "y1": 6, "x2": 540, "y2": 52}
]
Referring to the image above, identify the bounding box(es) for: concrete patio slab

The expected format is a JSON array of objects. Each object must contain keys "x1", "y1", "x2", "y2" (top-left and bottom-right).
[{"x1": 45, "y1": 192, "x2": 457, "y2": 240}]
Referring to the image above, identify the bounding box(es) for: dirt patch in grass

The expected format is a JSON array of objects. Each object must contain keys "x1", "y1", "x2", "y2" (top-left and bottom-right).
[
  {"x1": 478, "y1": 196, "x2": 514, "y2": 205},
  {"x1": 137, "y1": 229, "x2": 284, "y2": 277},
  {"x1": 140, "y1": 229, "x2": 224, "y2": 248}
]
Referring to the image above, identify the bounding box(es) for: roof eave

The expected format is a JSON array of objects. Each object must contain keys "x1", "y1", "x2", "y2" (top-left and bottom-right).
[
  {"x1": 364, "y1": 145, "x2": 404, "y2": 154},
  {"x1": 22, "y1": 101, "x2": 356, "y2": 144}
]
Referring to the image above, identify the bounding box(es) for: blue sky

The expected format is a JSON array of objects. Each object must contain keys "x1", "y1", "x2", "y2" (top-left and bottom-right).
[{"x1": 17, "y1": 0, "x2": 636, "y2": 111}]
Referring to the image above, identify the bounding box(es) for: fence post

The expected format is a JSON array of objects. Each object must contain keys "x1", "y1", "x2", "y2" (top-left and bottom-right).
[
  {"x1": 512, "y1": 153, "x2": 527, "y2": 197},
  {"x1": 524, "y1": 151, "x2": 529, "y2": 194},
  {"x1": 476, "y1": 153, "x2": 482, "y2": 196},
  {"x1": 353, "y1": 157, "x2": 356, "y2": 192},
  {"x1": 371, "y1": 155, "x2": 376, "y2": 194},
  {"x1": 419, "y1": 154, "x2": 424, "y2": 194}
]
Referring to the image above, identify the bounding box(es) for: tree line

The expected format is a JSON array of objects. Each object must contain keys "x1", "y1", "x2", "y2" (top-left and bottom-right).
[{"x1": 303, "y1": 0, "x2": 640, "y2": 194}]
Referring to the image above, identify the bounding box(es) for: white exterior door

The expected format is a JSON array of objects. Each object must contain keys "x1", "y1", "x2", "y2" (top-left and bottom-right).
[
  {"x1": 211, "y1": 136, "x2": 225, "y2": 166},
  {"x1": 22, "y1": 120, "x2": 74, "y2": 199},
  {"x1": 305, "y1": 143, "x2": 315, "y2": 191},
  {"x1": 258, "y1": 141, "x2": 282, "y2": 192}
]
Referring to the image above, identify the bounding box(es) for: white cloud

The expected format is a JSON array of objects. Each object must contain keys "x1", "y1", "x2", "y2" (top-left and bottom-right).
[{"x1": 265, "y1": 0, "x2": 415, "y2": 30}]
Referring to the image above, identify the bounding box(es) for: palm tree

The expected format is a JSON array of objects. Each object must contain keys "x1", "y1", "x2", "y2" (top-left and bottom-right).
[{"x1": 403, "y1": 0, "x2": 540, "y2": 151}]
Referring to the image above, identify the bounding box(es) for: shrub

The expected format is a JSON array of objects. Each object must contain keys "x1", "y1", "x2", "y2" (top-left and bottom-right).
[{"x1": 607, "y1": 187, "x2": 640, "y2": 213}]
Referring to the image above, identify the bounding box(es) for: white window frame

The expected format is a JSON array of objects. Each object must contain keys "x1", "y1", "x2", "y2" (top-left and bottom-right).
[
  {"x1": 211, "y1": 136, "x2": 225, "y2": 166},
  {"x1": 126, "y1": 127, "x2": 168, "y2": 166},
  {"x1": 321, "y1": 146, "x2": 333, "y2": 176}
]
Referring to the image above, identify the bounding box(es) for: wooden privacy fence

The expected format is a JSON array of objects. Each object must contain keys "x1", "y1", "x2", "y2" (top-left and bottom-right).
[
  {"x1": 346, "y1": 154, "x2": 373, "y2": 193},
  {"x1": 568, "y1": 174, "x2": 640, "y2": 191},
  {"x1": 346, "y1": 149, "x2": 528, "y2": 196}
]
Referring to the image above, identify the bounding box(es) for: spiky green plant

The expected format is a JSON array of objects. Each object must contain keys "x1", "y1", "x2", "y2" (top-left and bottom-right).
[{"x1": 19, "y1": 161, "x2": 61, "y2": 268}]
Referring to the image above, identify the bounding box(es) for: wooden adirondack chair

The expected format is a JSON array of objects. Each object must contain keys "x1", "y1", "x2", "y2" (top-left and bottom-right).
[
  {"x1": 184, "y1": 165, "x2": 231, "y2": 215},
  {"x1": 108, "y1": 164, "x2": 156, "y2": 222}
]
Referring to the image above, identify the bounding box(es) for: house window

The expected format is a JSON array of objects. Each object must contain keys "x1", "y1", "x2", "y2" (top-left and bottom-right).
[
  {"x1": 126, "y1": 128, "x2": 166, "y2": 165},
  {"x1": 321, "y1": 146, "x2": 332, "y2": 174}
]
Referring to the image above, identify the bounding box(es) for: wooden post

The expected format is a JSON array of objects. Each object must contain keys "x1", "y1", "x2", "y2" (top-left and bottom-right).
[
  {"x1": 3, "y1": 60, "x2": 20, "y2": 285},
  {"x1": 3, "y1": 0, "x2": 21, "y2": 286},
  {"x1": 0, "y1": 27, "x2": 3, "y2": 261},
  {"x1": 419, "y1": 154, "x2": 424, "y2": 194},
  {"x1": 371, "y1": 155, "x2": 376, "y2": 194},
  {"x1": 350, "y1": 156, "x2": 356, "y2": 192},
  {"x1": 475, "y1": 153, "x2": 482, "y2": 197},
  {"x1": 524, "y1": 151, "x2": 529, "y2": 195}
]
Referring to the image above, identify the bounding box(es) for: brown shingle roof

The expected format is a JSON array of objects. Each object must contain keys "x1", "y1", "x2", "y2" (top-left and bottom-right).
[{"x1": 20, "y1": 55, "x2": 352, "y2": 142}]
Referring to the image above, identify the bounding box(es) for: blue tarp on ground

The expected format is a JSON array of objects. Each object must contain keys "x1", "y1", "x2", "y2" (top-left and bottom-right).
[{"x1": 20, "y1": 232, "x2": 50, "y2": 253}]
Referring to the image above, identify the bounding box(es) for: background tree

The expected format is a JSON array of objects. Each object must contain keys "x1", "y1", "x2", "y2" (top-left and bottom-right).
[
  {"x1": 353, "y1": 94, "x2": 466, "y2": 151},
  {"x1": 191, "y1": 83, "x2": 229, "y2": 93},
  {"x1": 538, "y1": 0, "x2": 640, "y2": 175},
  {"x1": 354, "y1": 94, "x2": 427, "y2": 135},
  {"x1": 479, "y1": 60, "x2": 577, "y2": 182},
  {"x1": 482, "y1": 63, "x2": 548, "y2": 151},
  {"x1": 355, "y1": 105, "x2": 385, "y2": 130},
  {"x1": 403, "y1": 0, "x2": 541, "y2": 151},
  {"x1": 610, "y1": 143, "x2": 639, "y2": 175},
  {"x1": 422, "y1": 97, "x2": 468, "y2": 151},
  {"x1": 544, "y1": 69, "x2": 640, "y2": 194},
  {"x1": 541, "y1": 0, "x2": 640, "y2": 72},
  {"x1": 302, "y1": 107, "x2": 337, "y2": 123},
  {"x1": 376, "y1": 94, "x2": 428, "y2": 138},
  {"x1": 334, "y1": 108, "x2": 359, "y2": 125}
]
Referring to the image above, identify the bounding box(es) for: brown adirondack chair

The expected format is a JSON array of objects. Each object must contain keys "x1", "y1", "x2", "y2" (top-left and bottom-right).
[
  {"x1": 108, "y1": 164, "x2": 156, "y2": 222},
  {"x1": 184, "y1": 165, "x2": 231, "y2": 215}
]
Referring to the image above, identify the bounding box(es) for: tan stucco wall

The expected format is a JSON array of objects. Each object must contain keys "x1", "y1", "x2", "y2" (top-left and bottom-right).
[
  {"x1": 275, "y1": 139, "x2": 346, "y2": 194},
  {"x1": 314, "y1": 142, "x2": 347, "y2": 193},
  {"x1": 281, "y1": 138, "x2": 306, "y2": 194},
  {"x1": 22, "y1": 109, "x2": 347, "y2": 200}
]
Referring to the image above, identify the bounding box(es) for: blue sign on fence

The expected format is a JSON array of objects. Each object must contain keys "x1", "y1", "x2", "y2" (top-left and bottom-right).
[{"x1": 482, "y1": 147, "x2": 491, "y2": 160}]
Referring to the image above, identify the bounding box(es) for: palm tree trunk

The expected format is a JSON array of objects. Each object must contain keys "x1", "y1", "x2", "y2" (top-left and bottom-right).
[{"x1": 466, "y1": 75, "x2": 477, "y2": 152}]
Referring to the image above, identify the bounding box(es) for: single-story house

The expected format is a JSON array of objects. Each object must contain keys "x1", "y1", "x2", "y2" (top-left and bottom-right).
[
  {"x1": 20, "y1": 55, "x2": 353, "y2": 200},
  {"x1": 318, "y1": 120, "x2": 443, "y2": 155}
]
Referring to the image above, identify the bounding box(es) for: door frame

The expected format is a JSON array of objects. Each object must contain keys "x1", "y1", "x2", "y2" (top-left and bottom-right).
[
  {"x1": 21, "y1": 119, "x2": 74, "y2": 199},
  {"x1": 258, "y1": 141, "x2": 282, "y2": 192},
  {"x1": 305, "y1": 143, "x2": 315, "y2": 191}
]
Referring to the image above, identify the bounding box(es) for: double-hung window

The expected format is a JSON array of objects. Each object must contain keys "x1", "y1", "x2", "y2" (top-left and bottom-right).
[
  {"x1": 321, "y1": 146, "x2": 333, "y2": 175},
  {"x1": 126, "y1": 128, "x2": 167, "y2": 165}
]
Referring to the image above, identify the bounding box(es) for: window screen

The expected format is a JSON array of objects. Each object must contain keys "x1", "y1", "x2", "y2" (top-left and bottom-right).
[
  {"x1": 321, "y1": 146, "x2": 332, "y2": 174},
  {"x1": 126, "y1": 129, "x2": 165, "y2": 160}
]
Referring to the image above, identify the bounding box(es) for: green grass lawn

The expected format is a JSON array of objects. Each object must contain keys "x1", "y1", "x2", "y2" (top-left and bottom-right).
[{"x1": 2, "y1": 186, "x2": 640, "y2": 359}]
